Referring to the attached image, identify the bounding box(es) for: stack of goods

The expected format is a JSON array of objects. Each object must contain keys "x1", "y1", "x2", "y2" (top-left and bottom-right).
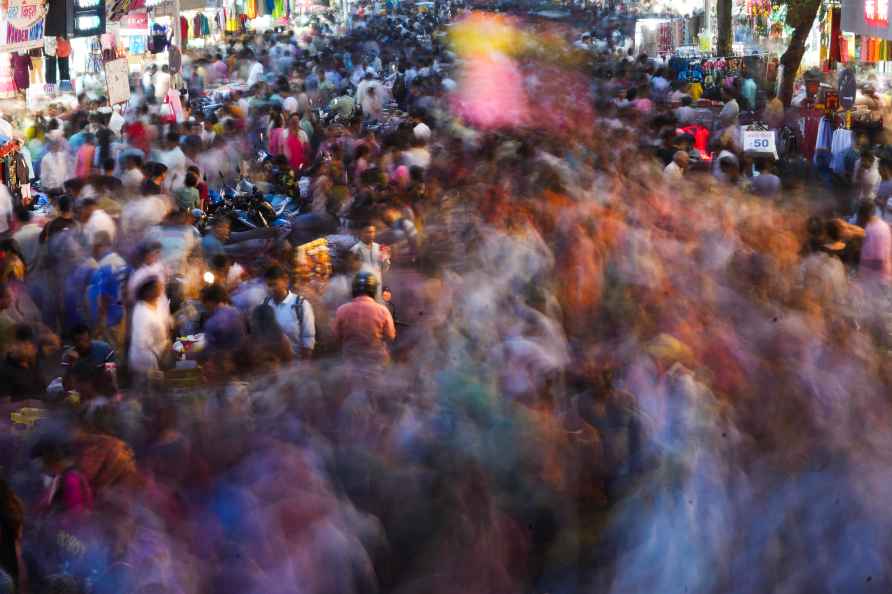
[{"x1": 293, "y1": 238, "x2": 332, "y2": 285}]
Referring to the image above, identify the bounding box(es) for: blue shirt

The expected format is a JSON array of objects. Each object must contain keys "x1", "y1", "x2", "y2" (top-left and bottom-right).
[{"x1": 87, "y1": 252, "x2": 129, "y2": 327}]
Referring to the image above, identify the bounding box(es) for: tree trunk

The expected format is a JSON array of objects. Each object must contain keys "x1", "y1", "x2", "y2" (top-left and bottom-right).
[
  {"x1": 779, "y1": 0, "x2": 822, "y2": 106},
  {"x1": 716, "y1": 0, "x2": 733, "y2": 56}
]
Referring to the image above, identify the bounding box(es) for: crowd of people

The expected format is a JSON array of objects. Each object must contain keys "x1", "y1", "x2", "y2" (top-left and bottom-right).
[{"x1": 0, "y1": 2, "x2": 889, "y2": 594}]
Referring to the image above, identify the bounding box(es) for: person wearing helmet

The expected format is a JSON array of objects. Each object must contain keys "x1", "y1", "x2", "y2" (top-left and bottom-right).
[{"x1": 333, "y1": 271, "x2": 396, "y2": 366}]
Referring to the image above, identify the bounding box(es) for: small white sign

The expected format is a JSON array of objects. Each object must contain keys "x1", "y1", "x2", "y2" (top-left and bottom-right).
[
  {"x1": 104, "y1": 58, "x2": 131, "y2": 106},
  {"x1": 742, "y1": 129, "x2": 777, "y2": 158}
]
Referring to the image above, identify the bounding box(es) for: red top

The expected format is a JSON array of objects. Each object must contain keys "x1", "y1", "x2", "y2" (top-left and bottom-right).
[{"x1": 56, "y1": 37, "x2": 71, "y2": 58}]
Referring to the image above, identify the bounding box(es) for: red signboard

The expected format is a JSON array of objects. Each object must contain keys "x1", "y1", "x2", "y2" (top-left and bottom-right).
[
  {"x1": 866, "y1": 0, "x2": 889, "y2": 28},
  {"x1": 121, "y1": 10, "x2": 148, "y2": 31}
]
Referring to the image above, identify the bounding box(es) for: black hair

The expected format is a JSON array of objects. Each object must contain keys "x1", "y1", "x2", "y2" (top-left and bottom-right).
[
  {"x1": 184, "y1": 172, "x2": 198, "y2": 188},
  {"x1": 102, "y1": 157, "x2": 116, "y2": 172},
  {"x1": 63, "y1": 178, "x2": 85, "y2": 194},
  {"x1": 13, "y1": 324, "x2": 34, "y2": 343},
  {"x1": 70, "y1": 323, "x2": 91, "y2": 338},
  {"x1": 14, "y1": 205, "x2": 31, "y2": 223},
  {"x1": 136, "y1": 277, "x2": 162, "y2": 302},
  {"x1": 210, "y1": 253, "x2": 230, "y2": 269},
  {"x1": 264, "y1": 265, "x2": 288, "y2": 281},
  {"x1": 200, "y1": 283, "x2": 229, "y2": 305},
  {"x1": 57, "y1": 194, "x2": 73, "y2": 213}
]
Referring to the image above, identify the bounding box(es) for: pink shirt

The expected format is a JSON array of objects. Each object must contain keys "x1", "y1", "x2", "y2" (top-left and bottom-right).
[
  {"x1": 860, "y1": 218, "x2": 892, "y2": 284},
  {"x1": 334, "y1": 296, "x2": 396, "y2": 364},
  {"x1": 268, "y1": 127, "x2": 285, "y2": 156}
]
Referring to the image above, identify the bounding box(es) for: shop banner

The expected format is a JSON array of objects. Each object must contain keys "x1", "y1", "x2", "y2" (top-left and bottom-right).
[
  {"x1": 119, "y1": 10, "x2": 149, "y2": 34},
  {"x1": 0, "y1": 0, "x2": 46, "y2": 53},
  {"x1": 842, "y1": 0, "x2": 892, "y2": 39}
]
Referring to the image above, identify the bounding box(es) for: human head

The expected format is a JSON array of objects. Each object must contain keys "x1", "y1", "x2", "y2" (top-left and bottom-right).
[
  {"x1": 92, "y1": 230, "x2": 113, "y2": 257},
  {"x1": 359, "y1": 224, "x2": 376, "y2": 245},
  {"x1": 57, "y1": 194, "x2": 73, "y2": 216},
  {"x1": 673, "y1": 151, "x2": 690, "y2": 170},
  {"x1": 352, "y1": 271, "x2": 378, "y2": 298},
  {"x1": 264, "y1": 265, "x2": 290, "y2": 301},
  {"x1": 9, "y1": 324, "x2": 37, "y2": 365},
  {"x1": 200, "y1": 283, "x2": 229, "y2": 313},
  {"x1": 79, "y1": 198, "x2": 98, "y2": 223},
  {"x1": 382, "y1": 286, "x2": 392, "y2": 302},
  {"x1": 70, "y1": 323, "x2": 93, "y2": 355},
  {"x1": 136, "y1": 277, "x2": 164, "y2": 303}
]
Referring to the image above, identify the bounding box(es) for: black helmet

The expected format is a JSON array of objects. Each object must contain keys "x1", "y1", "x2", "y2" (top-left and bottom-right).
[{"x1": 352, "y1": 271, "x2": 379, "y2": 298}]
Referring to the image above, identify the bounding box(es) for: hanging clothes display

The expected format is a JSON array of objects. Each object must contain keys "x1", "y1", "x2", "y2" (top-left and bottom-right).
[
  {"x1": 246, "y1": 0, "x2": 257, "y2": 19},
  {"x1": 180, "y1": 16, "x2": 189, "y2": 44},
  {"x1": 799, "y1": 108, "x2": 824, "y2": 161},
  {"x1": 273, "y1": 0, "x2": 285, "y2": 18},
  {"x1": 830, "y1": 127, "x2": 854, "y2": 175},
  {"x1": 813, "y1": 116, "x2": 833, "y2": 164},
  {"x1": 0, "y1": 54, "x2": 17, "y2": 99},
  {"x1": 86, "y1": 37, "x2": 103, "y2": 74}
]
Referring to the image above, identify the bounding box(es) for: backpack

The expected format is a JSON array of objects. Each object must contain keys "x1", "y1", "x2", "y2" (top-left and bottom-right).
[{"x1": 263, "y1": 294, "x2": 305, "y2": 335}]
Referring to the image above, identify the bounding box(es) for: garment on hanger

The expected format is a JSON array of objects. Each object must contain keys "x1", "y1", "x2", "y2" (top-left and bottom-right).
[
  {"x1": 830, "y1": 127, "x2": 854, "y2": 175},
  {"x1": 813, "y1": 116, "x2": 834, "y2": 164}
]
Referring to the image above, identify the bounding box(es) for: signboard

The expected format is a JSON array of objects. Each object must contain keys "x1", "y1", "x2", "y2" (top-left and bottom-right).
[
  {"x1": 0, "y1": 0, "x2": 46, "y2": 53},
  {"x1": 120, "y1": 11, "x2": 148, "y2": 31},
  {"x1": 842, "y1": 0, "x2": 892, "y2": 38},
  {"x1": 105, "y1": 58, "x2": 131, "y2": 106},
  {"x1": 742, "y1": 128, "x2": 778, "y2": 158},
  {"x1": 866, "y1": 0, "x2": 889, "y2": 28}
]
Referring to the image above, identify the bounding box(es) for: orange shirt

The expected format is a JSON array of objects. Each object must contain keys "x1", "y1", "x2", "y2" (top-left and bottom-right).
[
  {"x1": 334, "y1": 296, "x2": 396, "y2": 364},
  {"x1": 56, "y1": 37, "x2": 71, "y2": 58}
]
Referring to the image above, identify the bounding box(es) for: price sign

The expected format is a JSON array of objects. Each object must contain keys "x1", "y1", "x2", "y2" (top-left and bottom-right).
[{"x1": 742, "y1": 129, "x2": 777, "y2": 158}]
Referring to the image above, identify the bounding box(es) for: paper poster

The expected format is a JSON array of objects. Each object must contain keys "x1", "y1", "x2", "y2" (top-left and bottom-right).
[
  {"x1": 0, "y1": 0, "x2": 46, "y2": 52},
  {"x1": 105, "y1": 58, "x2": 131, "y2": 106}
]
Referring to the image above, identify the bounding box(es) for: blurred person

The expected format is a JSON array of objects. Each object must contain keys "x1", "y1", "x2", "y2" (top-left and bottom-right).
[
  {"x1": 334, "y1": 271, "x2": 395, "y2": 366},
  {"x1": 0, "y1": 480, "x2": 25, "y2": 594},
  {"x1": 121, "y1": 154, "x2": 145, "y2": 192},
  {"x1": 129, "y1": 276, "x2": 172, "y2": 379},
  {"x1": 248, "y1": 303, "x2": 294, "y2": 369},
  {"x1": 86, "y1": 231, "x2": 128, "y2": 350},
  {"x1": 663, "y1": 151, "x2": 688, "y2": 181},
  {"x1": 39, "y1": 195, "x2": 78, "y2": 243},
  {"x1": 12, "y1": 206, "x2": 41, "y2": 271},
  {"x1": 858, "y1": 201, "x2": 892, "y2": 285},
  {"x1": 263, "y1": 265, "x2": 315, "y2": 358},
  {"x1": 350, "y1": 224, "x2": 390, "y2": 301},
  {"x1": 0, "y1": 324, "x2": 47, "y2": 399},
  {"x1": 80, "y1": 197, "x2": 116, "y2": 246}
]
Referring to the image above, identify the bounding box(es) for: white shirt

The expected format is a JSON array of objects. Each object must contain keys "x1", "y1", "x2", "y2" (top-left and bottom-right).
[
  {"x1": 122, "y1": 168, "x2": 145, "y2": 192},
  {"x1": 268, "y1": 291, "x2": 316, "y2": 351},
  {"x1": 84, "y1": 208, "x2": 117, "y2": 246},
  {"x1": 283, "y1": 95, "x2": 298, "y2": 115},
  {"x1": 40, "y1": 150, "x2": 70, "y2": 191},
  {"x1": 402, "y1": 147, "x2": 431, "y2": 170},
  {"x1": 158, "y1": 146, "x2": 187, "y2": 190},
  {"x1": 153, "y1": 71, "x2": 171, "y2": 99},
  {"x1": 129, "y1": 300, "x2": 171, "y2": 373},
  {"x1": 247, "y1": 61, "x2": 264, "y2": 87},
  {"x1": 664, "y1": 161, "x2": 684, "y2": 181}
]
